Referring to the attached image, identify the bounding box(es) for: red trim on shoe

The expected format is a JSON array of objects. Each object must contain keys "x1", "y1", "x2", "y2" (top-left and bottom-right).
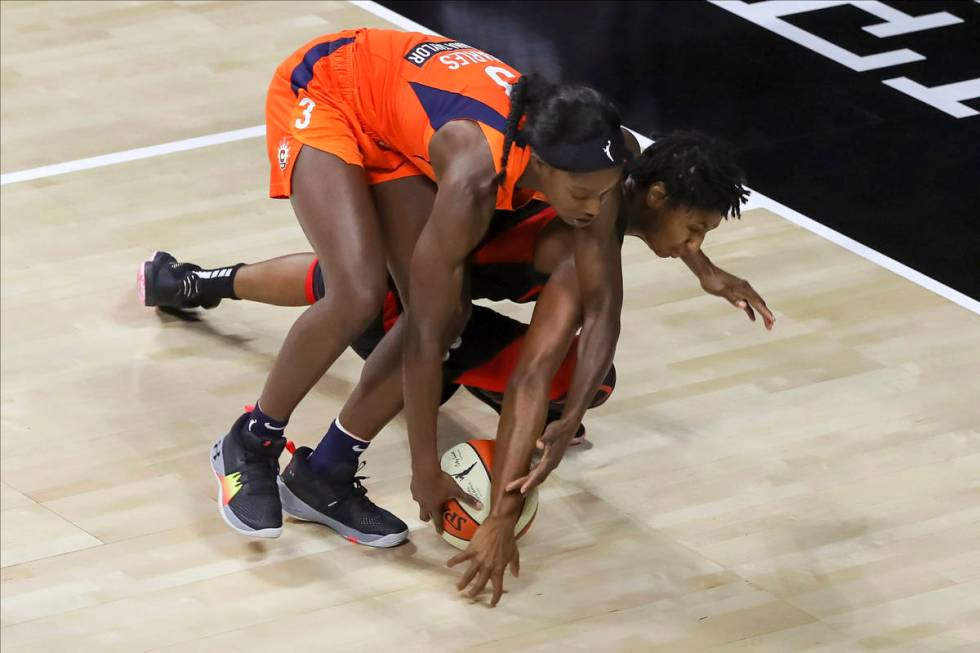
[{"x1": 285, "y1": 440, "x2": 296, "y2": 454}]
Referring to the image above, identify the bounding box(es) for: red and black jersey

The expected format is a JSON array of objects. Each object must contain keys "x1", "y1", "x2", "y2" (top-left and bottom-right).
[
  {"x1": 307, "y1": 199, "x2": 558, "y2": 310},
  {"x1": 467, "y1": 199, "x2": 556, "y2": 304}
]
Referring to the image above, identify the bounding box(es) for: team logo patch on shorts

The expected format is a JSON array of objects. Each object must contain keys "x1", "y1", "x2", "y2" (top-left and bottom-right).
[{"x1": 278, "y1": 138, "x2": 291, "y2": 171}]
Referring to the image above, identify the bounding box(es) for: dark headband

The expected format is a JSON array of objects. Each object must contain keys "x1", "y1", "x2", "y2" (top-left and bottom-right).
[{"x1": 520, "y1": 130, "x2": 628, "y2": 172}]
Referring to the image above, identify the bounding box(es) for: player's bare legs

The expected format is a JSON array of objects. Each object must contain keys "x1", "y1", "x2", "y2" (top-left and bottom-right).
[
  {"x1": 209, "y1": 146, "x2": 394, "y2": 539},
  {"x1": 256, "y1": 147, "x2": 389, "y2": 419},
  {"x1": 276, "y1": 175, "x2": 436, "y2": 547},
  {"x1": 234, "y1": 254, "x2": 315, "y2": 306}
]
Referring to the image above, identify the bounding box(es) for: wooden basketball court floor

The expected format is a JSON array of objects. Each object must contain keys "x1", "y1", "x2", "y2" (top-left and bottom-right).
[{"x1": 1, "y1": 2, "x2": 978, "y2": 651}]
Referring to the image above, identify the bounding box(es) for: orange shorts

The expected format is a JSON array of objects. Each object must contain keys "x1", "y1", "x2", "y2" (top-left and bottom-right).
[{"x1": 265, "y1": 32, "x2": 423, "y2": 198}]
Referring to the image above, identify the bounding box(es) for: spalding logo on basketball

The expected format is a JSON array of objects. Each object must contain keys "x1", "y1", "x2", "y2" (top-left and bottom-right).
[{"x1": 439, "y1": 439, "x2": 539, "y2": 550}]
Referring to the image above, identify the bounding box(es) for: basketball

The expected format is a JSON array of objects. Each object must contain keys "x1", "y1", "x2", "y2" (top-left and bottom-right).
[{"x1": 439, "y1": 439, "x2": 539, "y2": 550}]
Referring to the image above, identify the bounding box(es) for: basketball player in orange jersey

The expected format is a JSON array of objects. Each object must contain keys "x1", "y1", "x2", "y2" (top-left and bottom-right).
[{"x1": 177, "y1": 28, "x2": 631, "y2": 539}]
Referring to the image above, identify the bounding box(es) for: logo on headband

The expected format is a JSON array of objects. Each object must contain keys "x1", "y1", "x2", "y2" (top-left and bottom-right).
[{"x1": 534, "y1": 132, "x2": 626, "y2": 172}]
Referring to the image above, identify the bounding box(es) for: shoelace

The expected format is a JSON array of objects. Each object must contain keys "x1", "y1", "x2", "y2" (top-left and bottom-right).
[
  {"x1": 350, "y1": 460, "x2": 369, "y2": 499},
  {"x1": 239, "y1": 451, "x2": 280, "y2": 493},
  {"x1": 330, "y1": 460, "x2": 370, "y2": 505},
  {"x1": 178, "y1": 270, "x2": 200, "y2": 301},
  {"x1": 283, "y1": 435, "x2": 371, "y2": 504}
]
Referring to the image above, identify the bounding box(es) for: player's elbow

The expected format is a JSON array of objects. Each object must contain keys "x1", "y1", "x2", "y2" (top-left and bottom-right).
[{"x1": 445, "y1": 166, "x2": 497, "y2": 210}]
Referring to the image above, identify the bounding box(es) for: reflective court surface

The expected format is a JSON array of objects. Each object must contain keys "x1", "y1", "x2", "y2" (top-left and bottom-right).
[{"x1": 1, "y1": 2, "x2": 978, "y2": 651}]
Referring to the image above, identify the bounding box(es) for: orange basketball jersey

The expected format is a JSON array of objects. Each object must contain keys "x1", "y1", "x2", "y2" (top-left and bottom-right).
[{"x1": 267, "y1": 28, "x2": 536, "y2": 209}]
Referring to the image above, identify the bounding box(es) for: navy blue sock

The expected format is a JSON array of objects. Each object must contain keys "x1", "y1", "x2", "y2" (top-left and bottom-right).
[
  {"x1": 307, "y1": 418, "x2": 369, "y2": 474},
  {"x1": 245, "y1": 402, "x2": 288, "y2": 439}
]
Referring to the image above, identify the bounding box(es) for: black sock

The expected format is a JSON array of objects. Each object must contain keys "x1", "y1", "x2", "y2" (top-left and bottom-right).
[
  {"x1": 191, "y1": 263, "x2": 245, "y2": 303},
  {"x1": 244, "y1": 402, "x2": 288, "y2": 439},
  {"x1": 307, "y1": 418, "x2": 369, "y2": 475}
]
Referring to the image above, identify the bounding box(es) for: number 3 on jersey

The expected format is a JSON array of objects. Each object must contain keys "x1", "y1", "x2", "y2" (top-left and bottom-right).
[{"x1": 295, "y1": 98, "x2": 316, "y2": 130}]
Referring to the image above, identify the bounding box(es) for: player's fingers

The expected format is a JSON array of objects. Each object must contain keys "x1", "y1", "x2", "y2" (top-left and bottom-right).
[
  {"x1": 447, "y1": 550, "x2": 473, "y2": 568},
  {"x1": 454, "y1": 487, "x2": 483, "y2": 511},
  {"x1": 490, "y1": 569, "x2": 505, "y2": 607},
  {"x1": 468, "y1": 566, "x2": 493, "y2": 599},
  {"x1": 519, "y1": 470, "x2": 544, "y2": 496},
  {"x1": 505, "y1": 475, "x2": 529, "y2": 493},
  {"x1": 740, "y1": 285, "x2": 774, "y2": 329},
  {"x1": 520, "y1": 459, "x2": 554, "y2": 495},
  {"x1": 431, "y1": 509, "x2": 444, "y2": 534},
  {"x1": 456, "y1": 560, "x2": 479, "y2": 591},
  {"x1": 539, "y1": 427, "x2": 560, "y2": 445},
  {"x1": 750, "y1": 296, "x2": 775, "y2": 329},
  {"x1": 729, "y1": 297, "x2": 753, "y2": 320},
  {"x1": 510, "y1": 548, "x2": 520, "y2": 578},
  {"x1": 764, "y1": 308, "x2": 775, "y2": 329}
]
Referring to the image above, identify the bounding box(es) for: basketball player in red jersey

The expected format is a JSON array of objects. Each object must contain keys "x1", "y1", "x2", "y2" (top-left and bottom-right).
[
  {"x1": 447, "y1": 132, "x2": 773, "y2": 606},
  {"x1": 192, "y1": 28, "x2": 630, "y2": 539}
]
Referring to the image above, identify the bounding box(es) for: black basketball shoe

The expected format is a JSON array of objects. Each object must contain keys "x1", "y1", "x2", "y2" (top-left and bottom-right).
[
  {"x1": 210, "y1": 413, "x2": 286, "y2": 538},
  {"x1": 278, "y1": 446, "x2": 409, "y2": 548},
  {"x1": 138, "y1": 250, "x2": 222, "y2": 310}
]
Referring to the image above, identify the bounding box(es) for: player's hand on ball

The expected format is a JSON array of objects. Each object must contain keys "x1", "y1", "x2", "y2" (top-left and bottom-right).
[
  {"x1": 448, "y1": 515, "x2": 520, "y2": 607},
  {"x1": 505, "y1": 418, "x2": 577, "y2": 496},
  {"x1": 699, "y1": 266, "x2": 775, "y2": 330},
  {"x1": 411, "y1": 468, "x2": 482, "y2": 533}
]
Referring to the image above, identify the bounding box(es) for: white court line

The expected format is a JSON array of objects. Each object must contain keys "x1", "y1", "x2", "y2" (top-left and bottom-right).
[
  {"x1": 0, "y1": 0, "x2": 976, "y2": 315},
  {"x1": 0, "y1": 125, "x2": 265, "y2": 186}
]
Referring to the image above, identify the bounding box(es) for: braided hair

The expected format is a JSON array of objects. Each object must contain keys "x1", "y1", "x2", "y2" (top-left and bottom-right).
[
  {"x1": 495, "y1": 73, "x2": 622, "y2": 184},
  {"x1": 627, "y1": 131, "x2": 749, "y2": 219}
]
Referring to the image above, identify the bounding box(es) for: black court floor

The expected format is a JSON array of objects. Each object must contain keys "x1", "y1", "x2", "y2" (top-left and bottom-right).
[{"x1": 384, "y1": 0, "x2": 980, "y2": 300}]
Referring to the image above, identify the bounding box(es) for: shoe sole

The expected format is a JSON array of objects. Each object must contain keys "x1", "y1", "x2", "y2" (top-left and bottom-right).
[
  {"x1": 138, "y1": 250, "x2": 165, "y2": 307},
  {"x1": 277, "y1": 477, "x2": 408, "y2": 548},
  {"x1": 210, "y1": 437, "x2": 283, "y2": 539}
]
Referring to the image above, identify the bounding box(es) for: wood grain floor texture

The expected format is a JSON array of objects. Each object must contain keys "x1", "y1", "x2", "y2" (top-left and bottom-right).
[{"x1": 1, "y1": 2, "x2": 977, "y2": 652}]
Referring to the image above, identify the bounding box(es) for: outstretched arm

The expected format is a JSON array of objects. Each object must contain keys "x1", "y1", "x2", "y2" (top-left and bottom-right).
[
  {"x1": 509, "y1": 199, "x2": 623, "y2": 495},
  {"x1": 681, "y1": 249, "x2": 775, "y2": 330},
  {"x1": 449, "y1": 259, "x2": 583, "y2": 606},
  {"x1": 403, "y1": 121, "x2": 498, "y2": 528}
]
